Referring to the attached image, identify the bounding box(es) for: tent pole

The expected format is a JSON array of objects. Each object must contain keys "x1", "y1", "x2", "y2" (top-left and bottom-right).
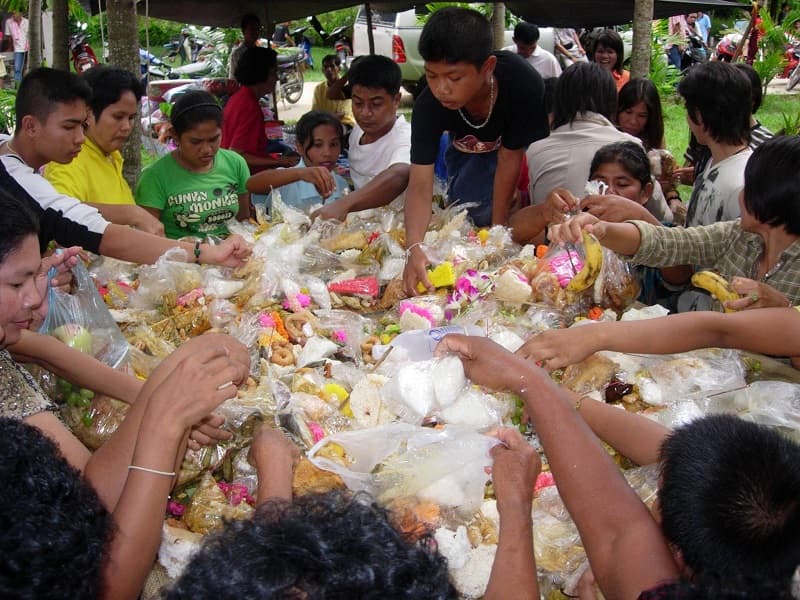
[{"x1": 365, "y1": 3, "x2": 374, "y2": 54}]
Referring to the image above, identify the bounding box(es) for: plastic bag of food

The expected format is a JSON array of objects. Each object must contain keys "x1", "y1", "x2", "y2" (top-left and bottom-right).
[
  {"x1": 308, "y1": 423, "x2": 499, "y2": 518},
  {"x1": 397, "y1": 296, "x2": 446, "y2": 331},
  {"x1": 61, "y1": 393, "x2": 130, "y2": 450},
  {"x1": 703, "y1": 381, "x2": 800, "y2": 436},
  {"x1": 182, "y1": 472, "x2": 254, "y2": 534},
  {"x1": 592, "y1": 248, "x2": 640, "y2": 312},
  {"x1": 129, "y1": 247, "x2": 202, "y2": 310},
  {"x1": 39, "y1": 260, "x2": 130, "y2": 368}
]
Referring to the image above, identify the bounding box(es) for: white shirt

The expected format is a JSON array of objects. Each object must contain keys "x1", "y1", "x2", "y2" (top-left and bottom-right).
[
  {"x1": 0, "y1": 135, "x2": 109, "y2": 235},
  {"x1": 348, "y1": 115, "x2": 411, "y2": 200},
  {"x1": 685, "y1": 148, "x2": 752, "y2": 227},
  {"x1": 5, "y1": 17, "x2": 29, "y2": 53},
  {"x1": 502, "y1": 44, "x2": 562, "y2": 79},
  {"x1": 527, "y1": 113, "x2": 641, "y2": 204}
]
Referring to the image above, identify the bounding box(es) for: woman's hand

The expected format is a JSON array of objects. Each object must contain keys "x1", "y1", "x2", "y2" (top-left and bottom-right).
[
  {"x1": 515, "y1": 327, "x2": 600, "y2": 370},
  {"x1": 547, "y1": 212, "x2": 605, "y2": 245},
  {"x1": 580, "y1": 194, "x2": 652, "y2": 223},
  {"x1": 203, "y1": 234, "x2": 253, "y2": 268},
  {"x1": 37, "y1": 246, "x2": 82, "y2": 294},
  {"x1": 725, "y1": 277, "x2": 792, "y2": 311},
  {"x1": 542, "y1": 188, "x2": 579, "y2": 224},
  {"x1": 300, "y1": 166, "x2": 337, "y2": 199}
]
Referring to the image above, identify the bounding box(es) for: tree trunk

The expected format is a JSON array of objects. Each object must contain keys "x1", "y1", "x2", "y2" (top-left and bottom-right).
[
  {"x1": 27, "y1": 0, "x2": 42, "y2": 71},
  {"x1": 51, "y1": 0, "x2": 69, "y2": 71},
  {"x1": 631, "y1": 0, "x2": 654, "y2": 79},
  {"x1": 491, "y1": 3, "x2": 505, "y2": 50},
  {"x1": 106, "y1": 0, "x2": 141, "y2": 187}
]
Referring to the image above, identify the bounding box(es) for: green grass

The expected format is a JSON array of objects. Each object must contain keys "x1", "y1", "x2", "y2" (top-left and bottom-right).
[
  {"x1": 662, "y1": 92, "x2": 800, "y2": 160},
  {"x1": 303, "y1": 46, "x2": 334, "y2": 82}
]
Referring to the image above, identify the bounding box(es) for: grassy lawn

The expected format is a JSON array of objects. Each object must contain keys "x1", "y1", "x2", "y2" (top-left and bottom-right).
[{"x1": 662, "y1": 92, "x2": 800, "y2": 161}]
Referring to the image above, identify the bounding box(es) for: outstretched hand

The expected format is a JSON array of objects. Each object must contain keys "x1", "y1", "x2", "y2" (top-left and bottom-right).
[
  {"x1": 204, "y1": 235, "x2": 253, "y2": 268},
  {"x1": 489, "y1": 427, "x2": 541, "y2": 511},
  {"x1": 402, "y1": 246, "x2": 432, "y2": 296},
  {"x1": 546, "y1": 212, "x2": 606, "y2": 245}
]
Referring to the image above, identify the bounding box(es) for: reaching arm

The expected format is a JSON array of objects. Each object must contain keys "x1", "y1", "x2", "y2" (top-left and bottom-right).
[
  {"x1": 402, "y1": 164, "x2": 436, "y2": 295},
  {"x1": 86, "y1": 203, "x2": 165, "y2": 237},
  {"x1": 547, "y1": 213, "x2": 643, "y2": 256},
  {"x1": 437, "y1": 335, "x2": 679, "y2": 600},
  {"x1": 9, "y1": 330, "x2": 142, "y2": 404},
  {"x1": 229, "y1": 148, "x2": 299, "y2": 172},
  {"x1": 492, "y1": 147, "x2": 524, "y2": 225},
  {"x1": 249, "y1": 426, "x2": 300, "y2": 506},
  {"x1": 483, "y1": 427, "x2": 540, "y2": 600},
  {"x1": 518, "y1": 308, "x2": 800, "y2": 370},
  {"x1": 338, "y1": 163, "x2": 409, "y2": 213},
  {"x1": 508, "y1": 188, "x2": 579, "y2": 245}
]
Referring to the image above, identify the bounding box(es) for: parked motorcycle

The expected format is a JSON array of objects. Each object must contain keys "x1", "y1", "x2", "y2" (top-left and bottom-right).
[
  {"x1": 70, "y1": 23, "x2": 99, "y2": 73},
  {"x1": 291, "y1": 25, "x2": 314, "y2": 69},
  {"x1": 786, "y1": 43, "x2": 800, "y2": 90},
  {"x1": 714, "y1": 32, "x2": 742, "y2": 61},
  {"x1": 139, "y1": 48, "x2": 169, "y2": 84},
  {"x1": 275, "y1": 47, "x2": 305, "y2": 104},
  {"x1": 329, "y1": 25, "x2": 352, "y2": 65},
  {"x1": 163, "y1": 29, "x2": 204, "y2": 65},
  {"x1": 681, "y1": 33, "x2": 708, "y2": 72}
]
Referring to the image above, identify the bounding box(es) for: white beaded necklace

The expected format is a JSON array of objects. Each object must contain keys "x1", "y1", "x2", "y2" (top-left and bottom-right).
[{"x1": 457, "y1": 76, "x2": 496, "y2": 130}]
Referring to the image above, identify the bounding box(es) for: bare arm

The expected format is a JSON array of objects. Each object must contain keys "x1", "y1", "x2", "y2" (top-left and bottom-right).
[
  {"x1": 339, "y1": 163, "x2": 410, "y2": 213},
  {"x1": 249, "y1": 426, "x2": 300, "y2": 505},
  {"x1": 492, "y1": 147, "x2": 523, "y2": 225},
  {"x1": 9, "y1": 330, "x2": 142, "y2": 404},
  {"x1": 87, "y1": 203, "x2": 165, "y2": 237},
  {"x1": 236, "y1": 192, "x2": 251, "y2": 221},
  {"x1": 547, "y1": 213, "x2": 643, "y2": 256},
  {"x1": 437, "y1": 336, "x2": 679, "y2": 600},
  {"x1": 99, "y1": 224, "x2": 251, "y2": 268},
  {"x1": 229, "y1": 148, "x2": 299, "y2": 171},
  {"x1": 402, "y1": 164, "x2": 436, "y2": 295},
  {"x1": 483, "y1": 428, "x2": 540, "y2": 600},
  {"x1": 508, "y1": 188, "x2": 579, "y2": 245},
  {"x1": 325, "y1": 73, "x2": 349, "y2": 100},
  {"x1": 519, "y1": 309, "x2": 800, "y2": 370}
]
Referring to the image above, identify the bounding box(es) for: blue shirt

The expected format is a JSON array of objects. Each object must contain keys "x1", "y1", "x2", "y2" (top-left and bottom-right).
[
  {"x1": 696, "y1": 14, "x2": 711, "y2": 42},
  {"x1": 274, "y1": 158, "x2": 349, "y2": 212}
]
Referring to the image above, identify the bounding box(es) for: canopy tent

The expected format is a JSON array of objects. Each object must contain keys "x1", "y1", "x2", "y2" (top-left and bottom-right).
[{"x1": 116, "y1": 0, "x2": 748, "y2": 29}]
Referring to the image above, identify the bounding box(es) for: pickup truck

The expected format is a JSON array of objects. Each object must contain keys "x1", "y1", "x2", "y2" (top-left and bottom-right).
[{"x1": 352, "y1": 5, "x2": 555, "y2": 97}]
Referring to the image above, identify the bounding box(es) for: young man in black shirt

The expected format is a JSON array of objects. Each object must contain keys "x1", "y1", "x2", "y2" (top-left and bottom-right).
[{"x1": 403, "y1": 7, "x2": 549, "y2": 295}]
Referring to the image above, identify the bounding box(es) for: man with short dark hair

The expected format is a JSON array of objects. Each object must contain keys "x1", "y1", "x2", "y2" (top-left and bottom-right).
[
  {"x1": 502, "y1": 22, "x2": 561, "y2": 79},
  {"x1": 229, "y1": 13, "x2": 262, "y2": 79},
  {"x1": 311, "y1": 54, "x2": 355, "y2": 128}
]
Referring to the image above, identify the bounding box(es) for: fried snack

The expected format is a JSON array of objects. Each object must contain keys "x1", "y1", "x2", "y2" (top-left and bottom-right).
[
  {"x1": 320, "y1": 230, "x2": 369, "y2": 253},
  {"x1": 387, "y1": 496, "x2": 443, "y2": 543},
  {"x1": 270, "y1": 341, "x2": 295, "y2": 366},
  {"x1": 284, "y1": 310, "x2": 319, "y2": 344},
  {"x1": 561, "y1": 353, "x2": 618, "y2": 394},
  {"x1": 291, "y1": 458, "x2": 346, "y2": 496},
  {"x1": 183, "y1": 472, "x2": 254, "y2": 534},
  {"x1": 360, "y1": 334, "x2": 380, "y2": 364},
  {"x1": 466, "y1": 512, "x2": 499, "y2": 547}
]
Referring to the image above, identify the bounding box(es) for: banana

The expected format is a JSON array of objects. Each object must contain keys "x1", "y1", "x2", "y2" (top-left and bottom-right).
[
  {"x1": 566, "y1": 231, "x2": 603, "y2": 293},
  {"x1": 690, "y1": 271, "x2": 741, "y2": 312}
]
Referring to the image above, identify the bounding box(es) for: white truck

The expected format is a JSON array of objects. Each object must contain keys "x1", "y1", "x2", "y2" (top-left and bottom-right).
[{"x1": 352, "y1": 5, "x2": 555, "y2": 97}]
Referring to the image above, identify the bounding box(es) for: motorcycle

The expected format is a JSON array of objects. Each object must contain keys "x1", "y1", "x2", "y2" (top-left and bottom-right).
[
  {"x1": 70, "y1": 23, "x2": 99, "y2": 73},
  {"x1": 290, "y1": 25, "x2": 314, "y2": 69},
  {"x1": 275, "y1": 47, "x2": 305, "y2": 104},
  {"x1": 786, "y1": 43, "x2": 800, "y2": 90},
  {"x1": 715, "y1": 32, "x2": 742, "y2": 61},
  {"x1": 329, "y1": 25, "x2": 353, "y2": 65},
  {"x1": 162, "y1": 29, "x2": 204, "y2": 65},
  {"x1": 681, "y1": 33, "x2": 708, "y2": 72},
  {"x1": 139, "y1": 48, "x2": 169, "y2": 84}
]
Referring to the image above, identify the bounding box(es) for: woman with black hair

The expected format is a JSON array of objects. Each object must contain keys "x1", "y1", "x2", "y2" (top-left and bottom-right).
[
  {"x1": 591, "y1": 29, "x2": 629, "y2": 91},
  {"x1": 616, "y1": 79, "x2": 665, "y2": 152},
  {"x1": 135, "y1": 90, "x2": 251, "y2": 239}
]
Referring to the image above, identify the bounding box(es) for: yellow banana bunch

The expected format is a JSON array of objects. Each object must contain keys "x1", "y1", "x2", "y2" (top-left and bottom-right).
[
  {"x1": 691, "y1": 271, "x2": 741, "y2": 312},
  {"x1": 566, "y1": 231, "x2": 603, "y2": 292}
]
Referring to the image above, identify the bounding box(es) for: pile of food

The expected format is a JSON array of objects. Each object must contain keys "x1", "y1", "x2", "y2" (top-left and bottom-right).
[{"x1": 46, "y1": 198, "x2": 800, "y2": 598}]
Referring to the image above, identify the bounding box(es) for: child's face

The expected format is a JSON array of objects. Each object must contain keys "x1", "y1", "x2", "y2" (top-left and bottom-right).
[
  {"x1": 424, "y1": 57, "x2": 494, "y2": 111},
  {"x1": 590, "y1": 160, "x2": 649, "y2": 204},
  {"x1": 30, "y1": 100, "x2": 89, "y2": 165},
  {"x1": 298, "y1": 123, "x2": 341, "y2": 168},
  {"x1": 351, "y1": 85, "x2": 400, "y2": 140},
  {"x1": 618, "y1": 100, "x2": 649, "y2": 137},
  {"x1": 0, "y1": 234, "x2": 42, "y2": 347}
]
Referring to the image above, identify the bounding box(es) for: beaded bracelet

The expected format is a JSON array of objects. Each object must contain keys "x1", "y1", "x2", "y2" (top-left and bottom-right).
[{"x1": 194, "y1": 240, "x2": 202, "y2": 264}]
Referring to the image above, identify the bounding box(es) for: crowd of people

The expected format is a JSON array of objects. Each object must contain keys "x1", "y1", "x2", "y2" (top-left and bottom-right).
[{"x1": 0, "y1": 5, "x2": 799, "y2": 600}]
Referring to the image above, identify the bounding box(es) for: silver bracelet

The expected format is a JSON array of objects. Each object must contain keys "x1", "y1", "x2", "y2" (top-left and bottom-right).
[
  {"x1": 128, "y1": 465, "x2": 176, "y2": 477},
  {"x1": 405, "y1": 241, "x2": 424, "y2": 260}
]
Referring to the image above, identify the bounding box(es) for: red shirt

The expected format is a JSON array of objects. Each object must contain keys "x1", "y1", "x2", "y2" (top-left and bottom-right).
[{"x1": 221, "y1": 86, "x2": 266, "y2": 157}]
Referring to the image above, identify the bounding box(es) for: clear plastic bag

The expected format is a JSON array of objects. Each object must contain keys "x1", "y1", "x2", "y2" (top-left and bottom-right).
[
  {"x1": 307, "y1": 424, "x2": 499, "y2": 519},
  {"x1": 39, "y1": 260, "x2": 130, "y2": 368},
  {"x1": 703, "y1": 381, "x2": 800, "y2": 437}
]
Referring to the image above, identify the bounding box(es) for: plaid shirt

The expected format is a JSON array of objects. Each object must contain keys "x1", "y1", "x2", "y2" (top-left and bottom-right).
[{"x1": 626, "y1": 219, "x2": 800, "y2": 305}]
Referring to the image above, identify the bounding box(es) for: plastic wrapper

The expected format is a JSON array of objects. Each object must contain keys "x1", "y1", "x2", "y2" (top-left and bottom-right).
[
  {"x1": 308, "y1": 424, "x2": 499, "y2": 519},
  {"x1": 493, "y1": 265, "x2": 533, "y2": 306},
  {"x1": 644, "y1": 349, "x2": 746, "y2": 403},
  {"x1": 397, "y1": 296, "x2": 446, "y2": 331},
  {"x1": 61, "y1": 394, "x2": 130, "y2": 450},
  {"x1": 315, "y1": 309, "x2": 373, "y2": 365},
  {"x1": 40, "y1": 260, "x2": 130, "y2": 368},
  {"x1": 129, "y1": 248, "x2": 202, "y2": 310},
  {"x1": 592, "y1": 248, "x2": 641, "y2": 313},
  {"x1": 182, "y1": 472, "x2": 254, "y2": 534},
  {"x1": 202, "y1": 268, "x2": 244, "y2": 299},
  {"x1": 702, "y1": 381, "x2": 800, "y2": 438}
]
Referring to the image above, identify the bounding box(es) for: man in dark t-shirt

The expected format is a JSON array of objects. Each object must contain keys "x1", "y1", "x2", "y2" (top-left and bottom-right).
[{"x1": 403, "y1": 7, "x2": 548, "y2": 295}]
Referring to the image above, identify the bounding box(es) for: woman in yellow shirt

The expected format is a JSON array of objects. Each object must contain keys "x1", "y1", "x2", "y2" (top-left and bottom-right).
[{"x1": 45, "y1": 66, "x2": 164, "y2": 236}]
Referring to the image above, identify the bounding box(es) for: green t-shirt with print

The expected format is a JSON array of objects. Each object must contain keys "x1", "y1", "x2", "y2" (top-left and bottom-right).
[{"x1": 135, "y1": 149, "x2": 249, "y2": 239}]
